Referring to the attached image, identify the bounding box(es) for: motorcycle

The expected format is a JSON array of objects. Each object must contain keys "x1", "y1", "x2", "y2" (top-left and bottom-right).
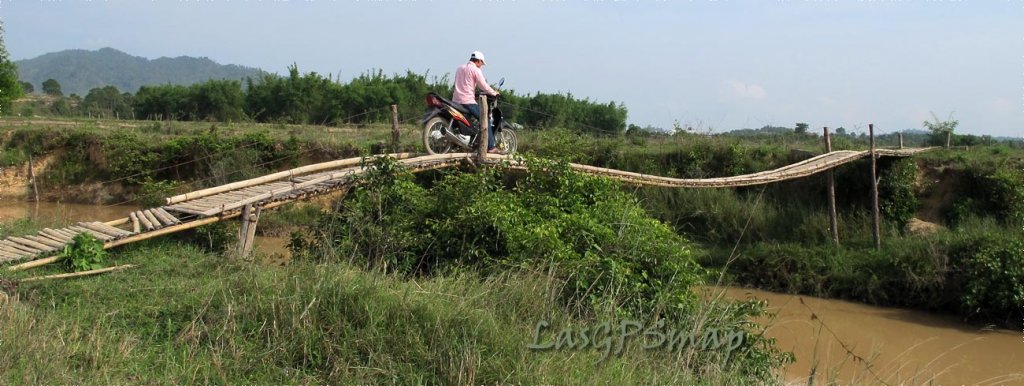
[{"x1": 420, "y1": 79, "x2": 518, "y2": 155}]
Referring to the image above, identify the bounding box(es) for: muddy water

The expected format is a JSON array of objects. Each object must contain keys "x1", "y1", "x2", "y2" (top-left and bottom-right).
[
  {"x1": 715, "y1": 287, "x2": 1023, "y2": 385},
  {"x1": 0, "y1": 201, "x2": 141, "y2": 223},
  {"x1": 3, "y1": 201, "x2": 1021, "y2": 384}
]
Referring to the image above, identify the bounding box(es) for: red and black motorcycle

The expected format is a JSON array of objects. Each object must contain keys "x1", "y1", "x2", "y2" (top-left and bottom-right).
[{"x1": 420, "y1": 79, "x2": 518, "y2": 155}]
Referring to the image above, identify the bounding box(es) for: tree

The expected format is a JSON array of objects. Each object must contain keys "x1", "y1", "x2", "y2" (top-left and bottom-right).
[
  {"x1": 82, "y1": 85, "x2": 132, "y2": 118},
  {"x1": 18, "y1": 81, "x2": 33, "y2": 94},
  {"x1": 922, "y1": 112, "x2": 959, "y2": 146},
  {"x1": 836, "y1": 127, "x2": 847, "y2": 136},
  {"x1": 42, "y1": 78, "x2": 63, "y2": 96},
  {"x1": 0, "y1": 22, "x2": 23, "y2": 116},
  {"x1": 794, "y1": 122, "x2": 809, "y2": 135}
]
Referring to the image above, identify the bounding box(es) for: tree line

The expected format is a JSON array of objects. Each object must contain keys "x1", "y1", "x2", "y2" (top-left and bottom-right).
[{"x1": 18, "y1": 65, "x2": 629, "y2": 134}]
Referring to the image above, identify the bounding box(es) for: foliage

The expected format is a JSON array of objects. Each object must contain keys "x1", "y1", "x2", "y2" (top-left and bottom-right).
[
  {"x1": 61, "y1": 233, "x2": 106, "y2": 272},
  {"x1": 82, "y1": 86, "x2": 133, "y2": 118},
  {"x1": 0, "y1": 241, "x2": 789, "y2": 384},
  {"x1": 294, "y1": 156, "x2": 705, "y2": 317},
  {"x1": 18, "y1": 80, "x2": 33, "y2": 94},
  {"x1": 42, "y1": 79, "x2": 62, "y2": 97},
  {"x1": 0, "y1": 22, "x2": 22, "y2": 116},
  {"x1": 922, "y1": 112, "x2": 959, "y2": 146},
  {"x1": 951, "y1": 234, "x2": 1024, "y2": 324},
  {"x1": 879, "y1": 158, "x2": 919, "y2": 230}
]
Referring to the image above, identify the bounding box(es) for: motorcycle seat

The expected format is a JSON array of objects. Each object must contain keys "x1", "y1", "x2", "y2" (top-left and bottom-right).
[{"x1": 429, "y1": 92, "x2": 473, "y2": 116}]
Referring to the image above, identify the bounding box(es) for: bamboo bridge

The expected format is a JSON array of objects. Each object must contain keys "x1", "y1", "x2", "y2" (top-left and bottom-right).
[{"x1": 0, "y1": 147, "x2": 934, "y2": 270}]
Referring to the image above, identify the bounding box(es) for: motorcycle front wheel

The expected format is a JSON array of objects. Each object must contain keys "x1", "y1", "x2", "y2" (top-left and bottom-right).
[
  {"x1": 423, "y1": 116, "x2": 453, "y2": 155},
  {"x1": 495, "y1": 128, "x2": 517, "y2": 154}
]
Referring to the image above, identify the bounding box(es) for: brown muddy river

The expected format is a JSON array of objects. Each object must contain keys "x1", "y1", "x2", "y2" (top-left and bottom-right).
[
  {"x1": 2, "y1": 201, "x2": 1021, "y2": 384},
  {"x1": 714, "y1": 287, "x2": 1023, "y2": 385}
]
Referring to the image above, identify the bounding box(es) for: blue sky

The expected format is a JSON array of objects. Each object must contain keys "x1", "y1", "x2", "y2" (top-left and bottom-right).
[{"x1": 2, "y1": 0, "x2": 1021, "y2": 137}]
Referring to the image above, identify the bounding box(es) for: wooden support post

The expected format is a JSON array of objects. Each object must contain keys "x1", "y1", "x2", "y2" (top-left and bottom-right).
[
  {"x1": 477, "y1": 95, "x2": 489, "y2": 161},
  {"x1": 898, "y1": 132, "x2": 904, "y2": 149},
  {"x1": 28, "y1": 153, "x2": 39, "y2": 203},
  {"x1": 945, "y1": 131, "x2": 951, "y2": 148},
  {"x1": 869, "y1": 124, "x2": 881, "y2": 251},
  {"x1": 390, "y1": 104, "x2": 400, "y2": 151},
  {"x1": 236, "y1": 204, "x2": 261, "y2": 259},
  {"x1": 824, "y1": 127, "x2": 840, "y2": 245}
]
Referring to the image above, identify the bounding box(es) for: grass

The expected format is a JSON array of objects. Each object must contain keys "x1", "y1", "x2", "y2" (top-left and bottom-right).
[{"x1": 0, "y1": 239, "x2": 783, "y2": 384}]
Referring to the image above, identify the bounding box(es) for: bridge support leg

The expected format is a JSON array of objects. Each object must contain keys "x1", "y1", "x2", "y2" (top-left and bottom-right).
[
  {"x1": 237, "y1": 204, "x2": 262, "y2": 259},
  {"x1": 824, "y1": 127, "x2": 840, "y2": 245}
]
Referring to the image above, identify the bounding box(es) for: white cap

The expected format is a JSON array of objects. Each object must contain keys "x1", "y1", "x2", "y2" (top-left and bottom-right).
[{"x1": 470, "y1": 51, "x2": 486, "y2": 65}]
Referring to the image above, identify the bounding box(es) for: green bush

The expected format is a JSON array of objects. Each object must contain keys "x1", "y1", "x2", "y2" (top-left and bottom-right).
[
  {"x1": 294, "y1": 156, "x2": 705, "y2": 317},
  {"x1": 879, "y1": 158, "x2": 920, "y2": 230},
  {"x1": 950, "y1": 233, "x2": 1024, "y2": 324},
  {"x1": 61, "y1": 233, "x2": 106, "y2": 272}
]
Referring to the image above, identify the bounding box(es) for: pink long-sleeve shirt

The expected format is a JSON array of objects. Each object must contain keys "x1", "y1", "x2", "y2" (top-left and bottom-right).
[{"x1": 453, "y1": 62, "x2": 497, "y2": 105}]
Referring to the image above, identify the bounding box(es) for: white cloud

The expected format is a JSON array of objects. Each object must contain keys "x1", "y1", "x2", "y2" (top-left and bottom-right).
[{"x1": 726, "y1": 80, "x2": 767, "y2": 100}]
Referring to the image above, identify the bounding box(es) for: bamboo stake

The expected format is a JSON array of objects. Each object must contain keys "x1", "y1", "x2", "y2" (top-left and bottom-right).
[
  {"x1": 870, "y1": 124, "x2": 881, "y2": 251},
  {"x1": 28, "y1": 153, "x2": 39, "y2": 203},
  {"x1": 391, "y1": 104, "x2": 400, "y2": 151},
  {"x1": 824, "y1": 128, "x2": 840, "y2": 245},
  {"x1": 21, "y1": 265, "x2": 137, "y2": 283},
  {"x1": 478, "y1": 95, "x2": 489, "y2": 161}
]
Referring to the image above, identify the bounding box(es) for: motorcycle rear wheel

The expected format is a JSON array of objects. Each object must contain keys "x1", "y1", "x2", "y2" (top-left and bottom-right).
[{"x1": 423, "y1": 116, "x2": 453, "y2": 155}]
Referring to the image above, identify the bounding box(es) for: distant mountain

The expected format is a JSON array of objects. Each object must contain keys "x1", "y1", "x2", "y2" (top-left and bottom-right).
[{"x1": 16, "y1": 47, "x2": 265, "y2": 96}]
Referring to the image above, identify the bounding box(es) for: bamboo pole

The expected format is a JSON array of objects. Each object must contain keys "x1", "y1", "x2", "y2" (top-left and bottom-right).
[
  {"x1": 40, "y1": 229, "x2": 73, "y2": 243},
  {"x1": 391, "y1": 104, "x2": 400, "y2": 151},
  {"x1": 153, "y1": 208, "x2": 180, "y2": 224},
  {"x1": 478, "y1": 96, "x2": 489, "y2": 161},
  {"x1": 141, "y1": 210, "x2": 162, "y2": 229},
  {"x1": 68, "y1": 226, "x2": 112, "y2": 241},
  {"x1": 165, "y1": 153, "x2": 420, "y2": 205},
  {"x1": 9, "y1": 237, "x2": 53, "y2": 252},
  {"x1": 898, "y1": 133, "x2": 904, "y2": 149},
  {"x1": 79, "y1": 222, "x2": 131, "y2": 237},
  {"x1": 105, "y1": 217, "x2": 131, "y2": 227},
  {"x1": 21, "y1": 265, "x2": 137, "y2": 283},
  {"x1": 870, "y1": 124, "x2": 881, "y2": 251},
  {"x1": 197, "y1": 153, "x2": 474, "y2": 217},
  {"x1": 129, "y1": 212, "x2": 141, "y2": 233},
  {"x1": 24, "y1": 235, "x2": 64, "y2": 249},
  {"x1": 824, "y1": 127, "x2": 840, "y2": 245},
  {"x1": 236, "y1": 204, "x2": 261, "y2": 259},
  {"x1": 134, "y1": 211, "x2": 155, "y2": 231},
  {"x1": 28, "y1": 153, "x2": 39, "y2": 203}
]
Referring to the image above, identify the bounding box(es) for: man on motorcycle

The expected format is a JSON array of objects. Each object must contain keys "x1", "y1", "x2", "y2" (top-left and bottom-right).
[{"x1": 454, "y1": 51, "x2": 502, "y2": 154}]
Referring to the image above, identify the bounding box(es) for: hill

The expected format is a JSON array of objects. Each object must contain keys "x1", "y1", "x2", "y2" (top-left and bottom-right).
[{"x1": 15, "y1": 47, "x2": 264, "y2": 96}]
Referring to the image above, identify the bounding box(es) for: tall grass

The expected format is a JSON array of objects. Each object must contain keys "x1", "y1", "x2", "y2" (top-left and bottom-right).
[{"x1": 1, "y1": 239, "x2": 786, "y2": 384}]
